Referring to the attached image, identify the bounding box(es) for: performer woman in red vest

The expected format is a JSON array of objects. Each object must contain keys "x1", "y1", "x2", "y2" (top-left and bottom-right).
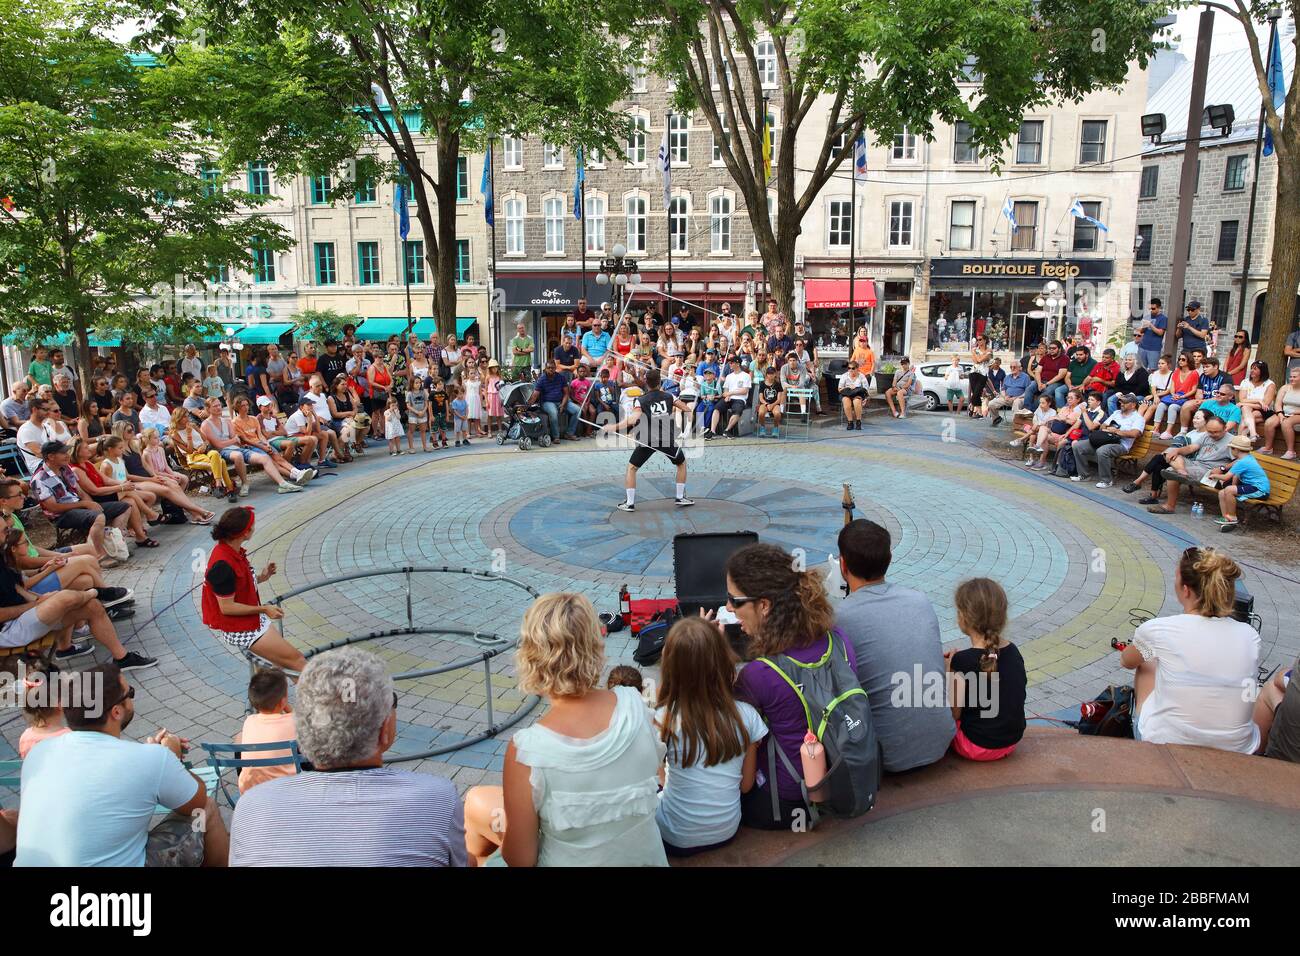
[{"x1": 201, "y1": 506, "x2": 307, "y2": 672}]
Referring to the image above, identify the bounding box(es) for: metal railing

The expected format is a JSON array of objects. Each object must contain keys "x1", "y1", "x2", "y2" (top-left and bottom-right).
[{"x1": 263, "y1": 565, "x2": 542, "y2": 763}]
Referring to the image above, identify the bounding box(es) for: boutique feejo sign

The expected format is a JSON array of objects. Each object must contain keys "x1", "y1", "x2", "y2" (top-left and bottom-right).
[{"x1": 929, "y1": 257, "x2": 1114, "y2": 281}]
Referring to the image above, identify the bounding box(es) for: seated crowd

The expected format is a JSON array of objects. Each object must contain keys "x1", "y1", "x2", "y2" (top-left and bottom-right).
[{"x1": 4, "y1": 521, "x2": 1293, "y2": 869}]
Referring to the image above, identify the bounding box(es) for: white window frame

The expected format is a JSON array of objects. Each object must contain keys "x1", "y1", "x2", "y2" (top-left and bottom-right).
[
  {"x1": 669, "y1": 114, "x2": 690, "y2": 167},
  {"x1": 1079, "y1": 119, "x2": 1108, "y2": 164},
  {"x1": 890, "y1": 127, "x2": 917, "y2": 163},
  {"x1": 586, "y1": 148, "x2": 605, "y2": 170},
  {"x1": 504, "y1": 195, "x2": 526, "y2": 256},
  {"x1": 626, "y1": 112, "x2": 648, "y2": 167},
  {"x1": 624, "y1": 192, "x2": 647, "y2": 254},
  {"x1": 1015, "y1": 119, "x2": 1044, "y2": 165},
  {"x1": 756, "y1": 38, "x2": 777, "y2": 88},
  {"x1": 628, "y1": 61, "x2": 647, "y2": 93},
  {"x1": 1010, "y1": 199, "x2": 1040, "y2": 252},
  {"x1": 709, "y1": 190, "x2": 733, "y2": 255},
  {"x1": 887, "y1": 198, "x2": 915, "y2": 249},
  {"x1": 502, "y1": 136, "x2": 524, "y2": 170},
  {"x1": 827, "y1": 197, "x2": 853, "y2": 250},
  {"x1": 542, "y1": 142, "x2": 564, "y2": 169},
  {"x1": 668, "y1": 191, "x2": 691, "y2": 254},
  {"x1": 948, "y1": 199, "x2": 976, "y2": 251},
  {"x1": 585, "y1": 193, "x2": 607, "y2": 254},
  {"x1": 542, "y1": 193, "x2": 565, "y2": 256},
  {"x1": 1072, "y1": 198, "x2": 1104, "y2": 252}
]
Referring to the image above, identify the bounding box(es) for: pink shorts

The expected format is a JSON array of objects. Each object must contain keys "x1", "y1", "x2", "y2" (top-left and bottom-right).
[{"x1": 951, "y1": 725, "x2": 1017, "y2": 762}]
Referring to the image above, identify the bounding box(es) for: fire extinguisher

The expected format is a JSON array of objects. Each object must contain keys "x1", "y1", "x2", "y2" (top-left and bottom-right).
[{"x1": 619, "y1": 582, "x2": 631, "y2": 618}]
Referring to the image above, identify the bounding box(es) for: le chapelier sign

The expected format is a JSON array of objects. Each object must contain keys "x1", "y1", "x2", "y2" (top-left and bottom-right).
[{"x1": 929, "y1": 257, "x2": 1115, "y2": 282}]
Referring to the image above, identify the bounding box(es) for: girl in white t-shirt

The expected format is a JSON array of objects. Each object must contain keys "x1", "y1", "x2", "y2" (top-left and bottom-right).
[
  {"x1": 1120, "y1": 547, "x2": 1261, "y2": 754},
  {"x1": 654, "y1": 617, "x2": 767, "y2": 856}
]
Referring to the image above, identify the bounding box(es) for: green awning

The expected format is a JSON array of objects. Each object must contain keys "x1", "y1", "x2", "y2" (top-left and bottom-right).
[
  {"x1": 356, "y1": 317, "x2": 436, "y2": 340},
  {"x1": 2, "y1": 332, "x2": 71, "y2": 346},
  {"x1": 233, "y1": 322, "x2": 295, "y2": 344},
  {"x1": 201, "y1": 327, "x2": 239, "y2": 343},
  {"x1": 455, "y1": 317, "x2": 478, "y2": 337}
]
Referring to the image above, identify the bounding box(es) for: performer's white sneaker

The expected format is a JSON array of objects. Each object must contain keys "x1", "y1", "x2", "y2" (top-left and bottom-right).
[
  {"x1": 675, "y1": 497, "x2": 695, "y2": 507},
  {"x1": 617, "y1": 502, "x2": 635, "y2": 512}
]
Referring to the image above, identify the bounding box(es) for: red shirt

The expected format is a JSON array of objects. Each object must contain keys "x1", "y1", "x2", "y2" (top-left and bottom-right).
[
  {"x1": 1038, "y1": 352, "x2": 1069, "y2": 383},
  {"x1": 1089, "y1": 359, "x2": 1120, "y2": 392},
  {"x1": 202, "y1": 540, "x2": 261, "y2": 632}
]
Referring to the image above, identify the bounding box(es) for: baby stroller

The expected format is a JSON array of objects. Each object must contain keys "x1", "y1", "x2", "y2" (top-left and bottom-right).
[{"x1": 497, "y1": 379, "x2": 551, "y2": 450}]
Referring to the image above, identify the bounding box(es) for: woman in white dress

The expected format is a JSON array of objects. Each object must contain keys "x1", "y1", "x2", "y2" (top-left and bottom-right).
[
  {"x1": 462, "y1": 593, "x2": 667, "y2": 867},
  {"x1": 1236, "y1": 360, "x2": 1276, "y2": 442}
]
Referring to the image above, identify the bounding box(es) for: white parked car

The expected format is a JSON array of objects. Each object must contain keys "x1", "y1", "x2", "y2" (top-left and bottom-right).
[{"x1": 915, "y1": 362, "x2": 973, "y2": 411}]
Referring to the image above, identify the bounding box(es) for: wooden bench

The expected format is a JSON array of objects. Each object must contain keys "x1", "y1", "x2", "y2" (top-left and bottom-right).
[
  {"x1": 1171, "y1": 453, "x2": 1300, "y2": 526},
  {"x1": 1114, "y1": 427, "x2": 1158, "y2": 476}
]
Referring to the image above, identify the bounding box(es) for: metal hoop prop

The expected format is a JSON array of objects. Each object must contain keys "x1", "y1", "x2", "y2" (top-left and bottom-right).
[{"x1": 259, "y1": 565, "x2": 543, "y2": 763}]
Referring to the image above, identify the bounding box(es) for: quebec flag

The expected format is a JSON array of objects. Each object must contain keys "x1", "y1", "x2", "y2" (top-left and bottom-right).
[{"x1": 1069, "y1": 198, "x2": 1108, "y2": 233}]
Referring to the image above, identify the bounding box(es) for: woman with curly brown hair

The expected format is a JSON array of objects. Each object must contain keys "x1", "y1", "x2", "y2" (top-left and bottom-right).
[{"x1": 726, "y1": 542, "x2": 853, "y2": 829}]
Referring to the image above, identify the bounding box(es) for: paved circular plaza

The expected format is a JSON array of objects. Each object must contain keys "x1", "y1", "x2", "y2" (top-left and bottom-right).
[{"x1": 4, "y1": 416, "x2": 1297, "y2": 792}]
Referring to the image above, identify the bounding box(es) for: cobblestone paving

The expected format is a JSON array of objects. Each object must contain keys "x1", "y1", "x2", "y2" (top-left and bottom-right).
[{"x1": 4, "y1": 415, "x2": 1297, "y2": 796}]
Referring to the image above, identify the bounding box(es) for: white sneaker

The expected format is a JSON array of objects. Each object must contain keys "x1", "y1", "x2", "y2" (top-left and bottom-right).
[
  {"x1": 1009, "y1": 439, "x2": 1024, "y2": 448},
  {"x1": 276, "y1": 482, "x2": 303, "y2": 494},
  {"x1": 238, "y1": 483, "x2": 251, "y2": 497},
  {"x1": 1096, "y1": 480, "x2": 1113, "y2": 489},
  {"x1": 1070, "y1": 475, "x2": 1084, "y2": 482},
  {"x1": 616, "y1": 501, "x2": 635, "y2": 512}
]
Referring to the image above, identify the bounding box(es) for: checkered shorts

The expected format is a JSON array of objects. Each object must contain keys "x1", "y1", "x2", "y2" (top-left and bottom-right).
[{"x1": 215, "y1": 613, "x2": 271, "y2": 651}]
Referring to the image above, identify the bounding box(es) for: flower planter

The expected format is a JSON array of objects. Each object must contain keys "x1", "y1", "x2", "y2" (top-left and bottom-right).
[{"x1": 874, "y1": 371, "x2": 895, "y2": 393}]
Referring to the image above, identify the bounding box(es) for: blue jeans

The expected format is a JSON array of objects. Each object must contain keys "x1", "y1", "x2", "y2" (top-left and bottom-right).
[
  {"x1": 1050, "y1": 382, "x2": 1071, "y2": 409},
  {"x1": 1138, "y1": 348, "x2": 1162, "y2": 371},
  {"x1": 542, "y1": 400, "x2": 580, "y2": 438}
]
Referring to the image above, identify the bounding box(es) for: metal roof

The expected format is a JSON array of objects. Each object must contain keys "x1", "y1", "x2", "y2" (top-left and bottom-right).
[{"x1": 1142, "y1": 43, "x2": 1295, "y2": 155}]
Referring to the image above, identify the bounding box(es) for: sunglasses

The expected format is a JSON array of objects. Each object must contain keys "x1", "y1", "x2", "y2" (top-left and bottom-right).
[
  {"x1": 103, "y1": 683, "x2": 136, "y2": 711},
  {"x1": 727, "y1": 592, "x2": 758, "y2": 608}
]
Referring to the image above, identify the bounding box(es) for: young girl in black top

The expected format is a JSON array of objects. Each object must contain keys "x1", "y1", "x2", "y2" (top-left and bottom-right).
[{"x1": 946, "y1": 578, "x2": 1026, "y2": 761}]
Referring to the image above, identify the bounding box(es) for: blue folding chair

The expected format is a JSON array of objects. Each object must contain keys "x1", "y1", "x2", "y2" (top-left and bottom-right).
[
  {"x1": 0, "y1": 441, "x2": 31, "y2": 480},
  {"x1": 0, "y1": 759, "x2": 21, "y2": 789},
  {"x1": 199, "y1": 740, "x2": 304, "y2": 807},
  {"x1": 153, "y1": 764, "x2": 220, "y2": 815}
]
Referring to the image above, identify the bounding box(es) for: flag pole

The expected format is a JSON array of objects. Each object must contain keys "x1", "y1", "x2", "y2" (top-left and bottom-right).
[
  {"x1": 665, "y1": 111, "x2": 673, "y2": 298},
  {"x1": 581, "y1": 169, "x2": 588, "y2": 300},
  {"x1": 849, "y1": 143, "x2": 858, "y2": 338},
  {"x1": 1236, "y1": 11, "x2": 1280, "y2": 340},
  {"x1": 488, "y1": 142, "x2": 500, "y2": 360}
]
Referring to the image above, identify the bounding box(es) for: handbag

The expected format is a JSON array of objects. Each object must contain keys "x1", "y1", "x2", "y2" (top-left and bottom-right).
[
  {"x1": 1088, "y1": 430, "x2": 1122, "y2": 448},
  {"x1": 104, "y1": 526, "x2": 130, "y2": 562},
  {"x1": 1077, "y1": 684, "x2": 1136, "y2": 738}
]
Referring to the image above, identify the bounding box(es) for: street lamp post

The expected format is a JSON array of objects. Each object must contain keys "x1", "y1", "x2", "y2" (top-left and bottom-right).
[{"x1": 594, "y1": 243, "x2": 642, "y2": 322}]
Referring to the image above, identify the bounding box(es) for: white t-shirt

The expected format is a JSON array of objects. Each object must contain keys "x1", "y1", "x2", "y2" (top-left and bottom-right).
[
  {"x1": 14, "y1": 731, "x2": 199, "y2": 867},
  {"x1": 180, "y1": 356, "x2": 204, "y2": 381},
  {"x1": 16, "y1": 420, "x2": 48, "y2": 471},
  {"x1": 305, "y1": 391, "x2": 332, "y2": 422},
  {"x1": 1150, "y1": 369, "x2": 1173, "y2": 391},
  {"x1": 1132, "y1": 613, "x2": 1261, "y2": 754},
  {"x1": 139, "y1": 403, "x2": 171, "y2": 432},
  {"x1": 655, "y1": 702, "x2": 766, "y2": 849},
  {"x1": 284, "y1": 410, "x2": 311, "y2": 437},
  {"x1": 1104, "y1": 409, "x2": 1146, "y2": 450},
  {"x1": 721, "y1": 371, "x2": 752, "y2": 400}
]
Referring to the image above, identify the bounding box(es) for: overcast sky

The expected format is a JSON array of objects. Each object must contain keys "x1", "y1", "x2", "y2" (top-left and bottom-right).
[{"x1": 1168, "y1": 6, "x2": 1281, "y2": 56}]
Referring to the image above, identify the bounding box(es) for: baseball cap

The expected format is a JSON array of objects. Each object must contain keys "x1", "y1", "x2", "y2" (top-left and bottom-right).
[
  {"x1": 1119, "y1": 392, "x2": 1140, "y2": 405},
  {"x1": 256, "y1": 395, "x2": 272, "y2": 406},
  {"x1": 1187, "y1": 300, "x2": 1202, "y2": 310},
  {"x1": 298, "y1": 396, "x2": 314, "y2": 407}
]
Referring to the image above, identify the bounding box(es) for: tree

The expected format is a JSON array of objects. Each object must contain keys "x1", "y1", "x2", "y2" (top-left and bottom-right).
[
  {"x1": 140, "y1": 0, "x2": 643, "y2": 341},
  {"x1": 289, "y1": 308, "x2": 361, "y2": 343},
  {"x1": 0, "y1": 0, "x2": 295, "y2": 390},
  {"x1": 646, "y1": 0, "x2": 1172, "y2": 321},
  {"x1": 1202, "y1": 1, "x2": 1300, "y2": 377}
]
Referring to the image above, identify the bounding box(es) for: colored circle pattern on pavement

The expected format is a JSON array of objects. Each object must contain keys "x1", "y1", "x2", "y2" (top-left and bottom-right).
[{"x1": 9, "y1": 421, "x2": 1296, "y2": 790}]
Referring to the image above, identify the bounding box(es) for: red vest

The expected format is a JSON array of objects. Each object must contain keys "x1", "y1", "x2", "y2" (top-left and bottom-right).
[{"x1": 201, "y1": 540, "x2": 261, "y2": 632}]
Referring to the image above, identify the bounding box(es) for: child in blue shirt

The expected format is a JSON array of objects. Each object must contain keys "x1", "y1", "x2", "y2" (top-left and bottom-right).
[
  {"x1": 450, "y1": 386, "x2": 470, "y2": 447},
  {"x1": 1209, "y1": 436, "x2": 1270, "y2": 532}
]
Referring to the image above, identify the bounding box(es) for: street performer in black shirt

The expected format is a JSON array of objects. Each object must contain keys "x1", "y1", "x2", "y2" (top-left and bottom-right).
[{"x1": 601, "y1": 368, "x2": 694, "y2": 512}]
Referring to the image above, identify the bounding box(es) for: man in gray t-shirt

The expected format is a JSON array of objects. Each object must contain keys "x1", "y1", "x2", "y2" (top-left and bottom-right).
[
  {"x1": 1150, "y1": 416, "x2": 1233, "y2": 513},
  {"x1": 833, "y1": 520, "x2": 954, "y2": 773},
  {"x1": 1264, "y1": 656, "x2": 1300, "y2": 764}
]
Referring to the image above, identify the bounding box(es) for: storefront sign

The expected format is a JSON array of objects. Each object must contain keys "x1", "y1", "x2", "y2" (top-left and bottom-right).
[
  {"x1": 929, "y1": 257, "x2": 1114, "y2": 282},
  {"x1": 496, "y1": 274, "x2": 587, "y2": 309}
]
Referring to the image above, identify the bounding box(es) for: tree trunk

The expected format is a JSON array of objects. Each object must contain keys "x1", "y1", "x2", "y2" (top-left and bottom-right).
[
  {"x1": 429, "y1": 127, "x2": 461, "y2": 343},
  {"x1": 1260, "y1": 149, "x2": 1300, "y2": 377},
  {"x1": 74, "y1": 313, "x2": 91, "y2": 396}
]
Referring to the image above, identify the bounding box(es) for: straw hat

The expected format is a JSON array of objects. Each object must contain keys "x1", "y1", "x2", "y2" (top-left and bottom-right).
[{"x1": 1228, "y1": 435, "x2": 1254, "y2": 452}]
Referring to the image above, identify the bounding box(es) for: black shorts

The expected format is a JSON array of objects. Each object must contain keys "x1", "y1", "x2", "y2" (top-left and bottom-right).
[
  {"x1": 725, "y1": 399, "x2": 746, "y2": 416},
  {"x1": 56, "y1": 506, "x2": 120, "y2": 530},
  {"x1": 630, "y1": 444, "x2": 685, "y2": 468}
]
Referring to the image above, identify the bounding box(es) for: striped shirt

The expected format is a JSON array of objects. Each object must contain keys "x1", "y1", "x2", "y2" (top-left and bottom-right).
[{"x1": 229, "y1": 766, "x2": 467, "y2": 867}]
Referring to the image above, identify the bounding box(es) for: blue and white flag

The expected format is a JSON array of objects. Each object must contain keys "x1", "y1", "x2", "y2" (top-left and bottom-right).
[
  {"x1": 657, "y1": 124, "x2": 671, "y2": 208},
  {"x1": 1069, "y1": 198, "x2": 1108, "y2": 233},
  {"x1": 394, "y1": 176, "x2": 409, "y2": 240},
  {"x1": 574, "y1": 147, "x2": 584, "y2": 221},
  {"x1": 480, "y1": 144, "x2": 494, "y2": 227},
  {"x1": 1264, "y1": 27, "x2": 1286, "y2": 157},
  {"x1": 852, "y1": 135, "x2": 868, "y2": 181},
  {"x1": 1001, "y1": 195, "x2": 1018, "y2": 233}
]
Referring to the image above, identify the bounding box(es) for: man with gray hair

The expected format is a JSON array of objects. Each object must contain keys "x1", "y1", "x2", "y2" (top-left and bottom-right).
[{"x1": 229, "y1": 647, "x2": 466, "y2": 866}]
